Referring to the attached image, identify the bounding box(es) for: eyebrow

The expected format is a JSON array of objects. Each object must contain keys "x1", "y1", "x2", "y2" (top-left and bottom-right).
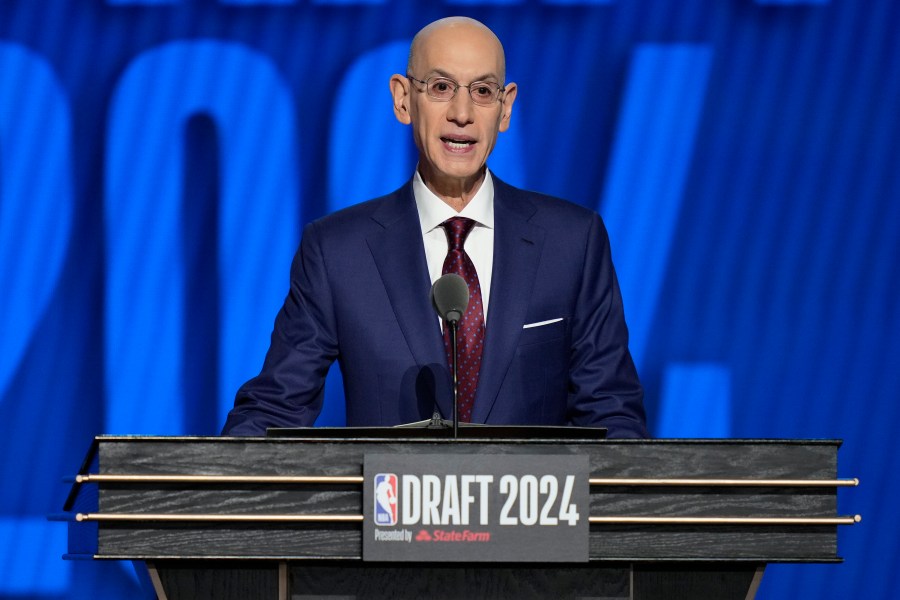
[{"x1": 426, "y1": 68, "x2": 500, "y2": 83}]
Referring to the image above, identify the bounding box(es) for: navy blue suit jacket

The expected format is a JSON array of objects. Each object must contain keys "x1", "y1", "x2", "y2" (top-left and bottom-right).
[{"x1": 222, "y1": 176, "x2": 648, "y2": 438}]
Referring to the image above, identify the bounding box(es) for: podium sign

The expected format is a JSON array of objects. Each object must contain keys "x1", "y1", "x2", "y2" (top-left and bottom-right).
[{"x1": 363, "y1": 453, "x2": 589, "y2": 562}]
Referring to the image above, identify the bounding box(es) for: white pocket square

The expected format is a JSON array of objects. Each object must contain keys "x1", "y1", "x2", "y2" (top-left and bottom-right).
[{"x1": 523, "y1": 317, "x2": 564, "y2": 329}]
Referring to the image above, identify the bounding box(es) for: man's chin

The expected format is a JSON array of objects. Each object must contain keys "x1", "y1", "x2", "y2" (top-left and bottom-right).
[{"x1": 436, "y1": 160, "x2": 486, "y2": 181}]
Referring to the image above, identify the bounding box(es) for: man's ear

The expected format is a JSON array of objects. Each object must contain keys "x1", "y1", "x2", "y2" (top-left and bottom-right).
[
  {"x1": 498, "y1": 82, "x2": 518, "y2": 133},
  {"x1": 390, "y1": 74, "x2": 412, "y2": 125}
]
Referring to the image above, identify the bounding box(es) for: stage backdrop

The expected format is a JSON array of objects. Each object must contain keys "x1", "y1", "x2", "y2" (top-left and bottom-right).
[{"x1": 1, "y1": 1, "x2": 897, "y2": 598}]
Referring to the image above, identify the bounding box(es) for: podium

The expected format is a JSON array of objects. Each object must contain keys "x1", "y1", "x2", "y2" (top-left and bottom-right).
[{"x1": 59, "y1": 434, "x2": 859, "y2": 599}]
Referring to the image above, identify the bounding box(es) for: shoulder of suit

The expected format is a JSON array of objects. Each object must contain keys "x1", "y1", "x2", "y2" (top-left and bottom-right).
[
  {"x1": 493, "y1": 177, "x2": 600, "y2": 225},
  {"x1": 306, "y1": 183, "x2": 410, "y2": 234}
]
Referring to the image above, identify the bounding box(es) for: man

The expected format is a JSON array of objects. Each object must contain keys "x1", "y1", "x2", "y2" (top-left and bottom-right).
[{"x1": 222, "y1": 17, "x2": 648, "y2": 438}]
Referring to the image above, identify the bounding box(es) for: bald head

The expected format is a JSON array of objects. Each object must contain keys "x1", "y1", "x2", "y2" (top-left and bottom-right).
[{"x1": 408, "y1": 17, "x2": 506, "y2": 83}]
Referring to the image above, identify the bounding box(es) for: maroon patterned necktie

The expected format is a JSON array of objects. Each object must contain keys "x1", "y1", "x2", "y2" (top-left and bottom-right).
[{"x1": 440, "y1": 217, "x2": 485, "y2": 423}]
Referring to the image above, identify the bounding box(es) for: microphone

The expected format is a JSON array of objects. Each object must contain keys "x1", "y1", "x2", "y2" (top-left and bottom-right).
[
  {"x1": 430, "y1": 274, "x2": 469, "y2": 438},
  {"x1": 431, "y1": 273, "x2": 468, "y2": 324}
]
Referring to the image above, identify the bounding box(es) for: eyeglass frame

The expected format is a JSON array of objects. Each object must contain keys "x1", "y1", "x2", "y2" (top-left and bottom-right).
[{"x1": 406, "y1": 73, "x2": 506, "y2": 106}]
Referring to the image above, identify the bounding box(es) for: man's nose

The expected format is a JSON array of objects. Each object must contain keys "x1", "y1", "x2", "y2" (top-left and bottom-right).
[{"x1": 446, "y1": 87, "x2": 475, "y2": 124}]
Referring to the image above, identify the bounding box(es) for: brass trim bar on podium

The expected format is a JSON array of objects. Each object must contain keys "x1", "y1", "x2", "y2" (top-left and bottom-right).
[{"x1": 58, "y1": 435, "x2": 859, "y2": 600}]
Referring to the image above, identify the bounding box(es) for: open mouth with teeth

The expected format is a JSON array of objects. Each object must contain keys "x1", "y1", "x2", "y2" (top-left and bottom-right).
[{"x1": 442, "y1": 136, "x2": 476, "y2": 151}]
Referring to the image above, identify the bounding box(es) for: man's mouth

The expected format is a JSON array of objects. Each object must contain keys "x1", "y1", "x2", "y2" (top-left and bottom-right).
[{"x1": 441, "y1": 136, "x2": 476, "y2": 150}]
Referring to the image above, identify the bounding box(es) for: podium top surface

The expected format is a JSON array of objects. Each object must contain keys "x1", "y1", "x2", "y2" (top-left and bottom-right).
[
  {"x1": 265, "y1": 424, "x2": 607, "y2": 440},
  {"x1": 88, "y1": 434, "x2": 844, "y2": 446}
]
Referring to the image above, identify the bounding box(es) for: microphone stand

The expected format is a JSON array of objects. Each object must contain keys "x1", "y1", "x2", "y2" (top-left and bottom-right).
[{"x1": 450, "y1": 320, "x2": 460, "y2": 440}]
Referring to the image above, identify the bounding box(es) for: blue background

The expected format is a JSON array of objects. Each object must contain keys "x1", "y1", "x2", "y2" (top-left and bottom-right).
[{"x1": 1, "y1": 0, "x2": 897, "y2": 598}]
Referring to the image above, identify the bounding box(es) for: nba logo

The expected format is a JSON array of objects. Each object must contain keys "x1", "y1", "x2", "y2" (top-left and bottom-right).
[{"x1": 374, "y1": 473, "x2": 398, "y2": 526}]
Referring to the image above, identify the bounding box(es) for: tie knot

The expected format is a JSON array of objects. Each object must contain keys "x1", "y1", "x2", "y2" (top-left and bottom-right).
[{"x1": 441, "y1": 217, "x2": 477, "y2": 251}]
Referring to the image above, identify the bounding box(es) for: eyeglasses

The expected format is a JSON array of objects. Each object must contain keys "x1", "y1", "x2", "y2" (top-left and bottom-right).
[{"x1": 406, "y1": 74, "x2": 505, "y2": 106}]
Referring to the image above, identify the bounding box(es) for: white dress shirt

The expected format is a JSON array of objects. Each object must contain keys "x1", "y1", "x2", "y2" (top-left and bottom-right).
[{"x1": 413, "y1": 169, "x2": 494, "y2": 322}]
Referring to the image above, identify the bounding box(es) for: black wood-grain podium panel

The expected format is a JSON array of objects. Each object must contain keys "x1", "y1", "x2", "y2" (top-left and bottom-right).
[{"x1": 60, "y1": 435, "x2": 854, "y2": 599}]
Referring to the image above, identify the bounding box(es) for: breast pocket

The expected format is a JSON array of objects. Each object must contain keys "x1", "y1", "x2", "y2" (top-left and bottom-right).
[
  {"x1": 519, "y1": 318, "x2": 567, "y2": 346},
  {"x1": 514, "y1": 318, "x2": 569, "y2": 423}
]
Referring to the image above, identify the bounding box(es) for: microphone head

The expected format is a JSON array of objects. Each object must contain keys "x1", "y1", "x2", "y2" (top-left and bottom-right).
[{"x1": 431, "y1": 274, "x2": 469, "y2": 324}]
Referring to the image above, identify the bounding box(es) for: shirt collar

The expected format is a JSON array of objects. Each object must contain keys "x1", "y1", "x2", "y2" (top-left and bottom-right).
[{"x1": 413, "y1": 168, "x2": 495, "y2": 235}]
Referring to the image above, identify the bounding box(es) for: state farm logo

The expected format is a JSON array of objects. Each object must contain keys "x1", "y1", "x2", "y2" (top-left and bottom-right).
[
  {"x1": 373, "y1": 473, "x2": 398, "y2": 526},
  {"x1": 414, "y1": 529, "x2": 491, "y2": 543}
]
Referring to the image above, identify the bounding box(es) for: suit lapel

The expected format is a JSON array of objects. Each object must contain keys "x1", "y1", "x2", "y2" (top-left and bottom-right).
[
  {"x1": 366, "y1": 182, "x2": 450, "y2": 414},
  {"x1": 472, "y1": 179, "x2": 545, "y2": 423}
]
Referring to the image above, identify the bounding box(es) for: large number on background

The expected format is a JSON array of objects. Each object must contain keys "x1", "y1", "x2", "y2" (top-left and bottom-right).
[
  {"x1": 0, "y1": 44, "x2": 73, "y2": 406},
  {"x1": 598, "y1": 44, "x2": 730, "y2": 437},
  {"x1": 0, "y1": 43, "x2": 75, "y2": 596},
  {"x1": 105, "y1": 40, "x2": 300, "y2": 435}
]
